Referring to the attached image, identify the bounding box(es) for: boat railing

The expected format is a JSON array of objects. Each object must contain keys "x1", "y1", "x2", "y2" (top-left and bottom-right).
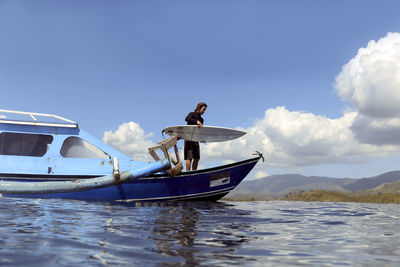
[{"x1": 0, "y1": 109, "x2": 78, "y2": 128}]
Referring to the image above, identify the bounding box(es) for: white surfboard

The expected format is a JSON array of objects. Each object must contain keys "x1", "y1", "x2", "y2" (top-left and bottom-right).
[{"x1": 163, "y1": 125, "x2": 246, "y2": 142}]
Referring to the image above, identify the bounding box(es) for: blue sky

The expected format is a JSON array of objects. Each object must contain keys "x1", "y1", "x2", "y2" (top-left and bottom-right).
[{"x1": 1, "y1": 1, "x2": 400, "y2": 179}]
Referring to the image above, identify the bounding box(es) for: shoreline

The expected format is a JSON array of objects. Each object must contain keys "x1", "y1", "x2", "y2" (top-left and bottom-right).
[{"x1": 223, "y1": 190, "x2": 400, "y2": 204}]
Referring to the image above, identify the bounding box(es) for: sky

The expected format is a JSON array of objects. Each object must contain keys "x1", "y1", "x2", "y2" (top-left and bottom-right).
[{"x1": 1, "y1": 0, "x2": 400, "y2": 180}]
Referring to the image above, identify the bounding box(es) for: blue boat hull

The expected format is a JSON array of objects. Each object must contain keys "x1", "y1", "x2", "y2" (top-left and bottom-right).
[{"x1": 2, "y1": 157, "x2": 260, "y2": 201}]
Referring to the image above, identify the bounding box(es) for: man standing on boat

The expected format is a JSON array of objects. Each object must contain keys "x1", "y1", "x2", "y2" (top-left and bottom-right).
[{"x1": 184, "y1": 102, "x2": 207, "y2": 171}]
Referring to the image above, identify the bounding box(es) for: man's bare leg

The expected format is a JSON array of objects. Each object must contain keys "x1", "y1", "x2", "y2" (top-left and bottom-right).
[
  {"x1": 186, "y1": 159, "x2": 192, "y2": 171},
  {"x1": 192, "y1": 159, "x2": 199, "y2": 170}
]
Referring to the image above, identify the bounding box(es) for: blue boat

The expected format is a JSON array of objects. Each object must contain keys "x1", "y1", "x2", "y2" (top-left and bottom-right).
[{"x1": 0, "y1": 109, "x2": 262, "y2": 202}]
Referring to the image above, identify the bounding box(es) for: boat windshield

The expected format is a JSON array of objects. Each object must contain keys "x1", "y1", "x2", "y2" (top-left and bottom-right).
[
  {"x1": 60, "y1": 137, "x2": 110, "y2": 159},
  {"x1": 0, "y1": 132, "x2": 53, "y2": 157}
]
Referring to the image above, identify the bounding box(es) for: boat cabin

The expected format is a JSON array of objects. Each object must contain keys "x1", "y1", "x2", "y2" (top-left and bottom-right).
[{"x1": 0, "y1": 109, "x2": 132, "y2": 179}]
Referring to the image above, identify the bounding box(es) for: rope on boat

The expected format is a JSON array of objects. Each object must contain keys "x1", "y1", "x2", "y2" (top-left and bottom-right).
[
  {"x1": 0, "y1": 159, "x2": 170, "y2": 195},
  {"x1": 252, "y1": 151, "x2": 264, "y2": 162}
]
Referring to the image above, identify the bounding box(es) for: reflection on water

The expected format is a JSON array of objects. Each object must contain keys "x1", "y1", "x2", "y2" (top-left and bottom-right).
[
  {"x1": 1, "y1": 198, "x2": 400, "y2": 266},
  {"x1": 153, "y1": 204, "x2": 200, "y2": 264},
  {"x1": 150, "y1": 202, "x2": 255, "y2": 266}
]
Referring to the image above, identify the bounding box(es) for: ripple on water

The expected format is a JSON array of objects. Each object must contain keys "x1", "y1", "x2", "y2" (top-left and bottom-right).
[{"x1": 1, "y1": 198, "x2": 400, "y2": 266}]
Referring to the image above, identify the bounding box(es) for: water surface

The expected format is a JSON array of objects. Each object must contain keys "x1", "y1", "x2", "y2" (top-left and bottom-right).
[{"x1": 1, "y1": 198, "x2": 399, "y2": 266}]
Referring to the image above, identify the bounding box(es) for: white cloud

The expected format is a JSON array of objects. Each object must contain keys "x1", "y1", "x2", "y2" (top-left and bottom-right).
[
  {"x1": 102, "y1": 107, "x2": 391, "y2": 170},
  {"x1": 335, "y1": 32, "x2": 400, "y2": 145},
  {"x1": 255, "y1": 171, "x2": 268, "y2": 179},
  {"x1": 102, "y1": 121, "x2": 155, "y2": 161},
  {"x1": 0, "y1": 115, "x2": 6, "y2": 119},
  {"x1": 203, "y1": 106, "x2": 386, "y2": 168}
]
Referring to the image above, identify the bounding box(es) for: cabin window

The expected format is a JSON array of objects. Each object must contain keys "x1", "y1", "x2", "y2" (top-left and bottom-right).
[
  {"x1": 0, "y1": 132, "x2": 53, "y2": 157},
  {"x1": 60, "y1": 137, "x2": 110, "y2": 159}
]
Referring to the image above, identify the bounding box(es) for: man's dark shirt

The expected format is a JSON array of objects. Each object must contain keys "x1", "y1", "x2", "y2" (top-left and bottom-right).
[
  {"x1": 185, "y1": 112, "x2": 204, "y2": 125},
  {"x1": 184, "y1": 111, "x2": 203, "y2": 160}
]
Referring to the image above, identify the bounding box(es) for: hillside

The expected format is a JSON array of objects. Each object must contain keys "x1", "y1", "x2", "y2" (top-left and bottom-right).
[
  {"x1": 278, "y1": 190, "x2": 400, "y2": 204},
  {"x1": 225, "y1": 170, "x2": 400, "y2": 201},
  {"x1": 280, "y1": 180, "x2": 400, "y2": 203},
  {"x1": 366, "y1": 179, "x2": 400, "y2": 194}
]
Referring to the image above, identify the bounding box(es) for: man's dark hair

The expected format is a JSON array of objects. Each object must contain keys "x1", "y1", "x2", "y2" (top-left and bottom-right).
[{"x1": 195, "y1": 102, "x2": 207, "y2": 113}]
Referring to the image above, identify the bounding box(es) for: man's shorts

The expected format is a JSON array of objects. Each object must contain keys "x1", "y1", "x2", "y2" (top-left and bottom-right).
[{"x1": 184, "y1": 141, "x2": 200, "y2": 160}]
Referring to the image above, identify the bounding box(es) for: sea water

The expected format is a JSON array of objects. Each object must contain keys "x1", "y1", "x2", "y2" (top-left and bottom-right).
[{"x1": 0, "y1": 197, "x2": 399, "y2": 266}]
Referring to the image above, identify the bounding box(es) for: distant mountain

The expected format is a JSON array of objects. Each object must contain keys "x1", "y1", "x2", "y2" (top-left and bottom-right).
[
  {"x1": 225, "y1": 170, "x2": 400, "y2": 200},
  {"x1": 343, "y1": 171, "x2": 400, "y2": 191}
]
